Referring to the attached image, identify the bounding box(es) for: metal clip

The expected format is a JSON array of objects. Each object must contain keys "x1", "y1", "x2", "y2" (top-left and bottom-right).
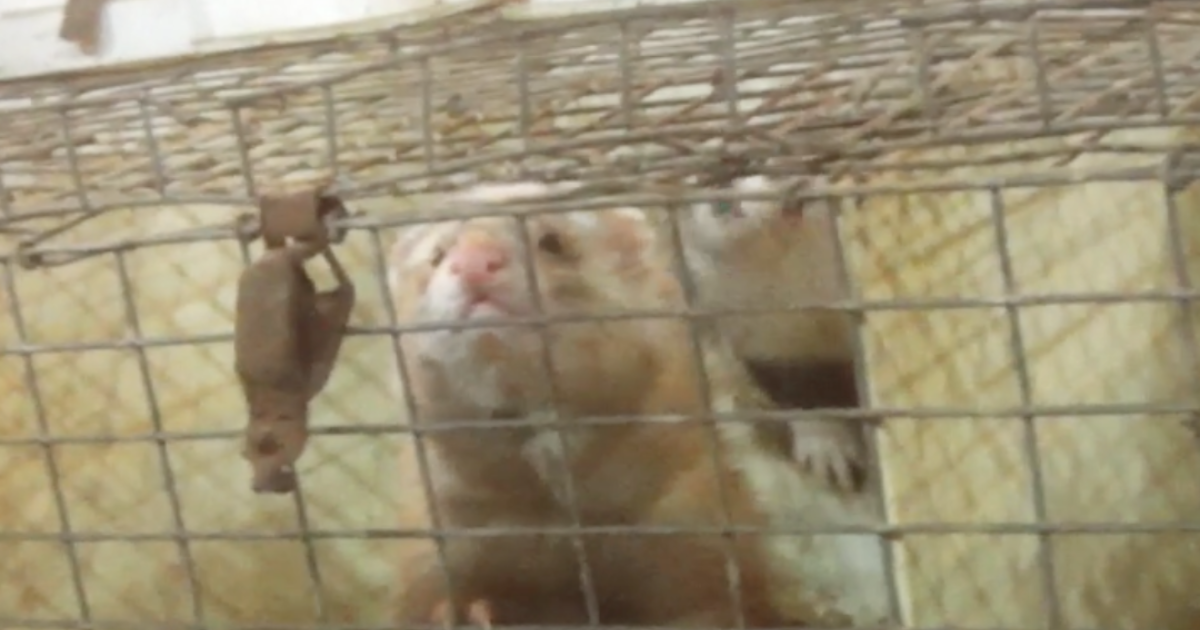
[{"x1": 234, "y1": 188, "x2": 355, "y2": 494}]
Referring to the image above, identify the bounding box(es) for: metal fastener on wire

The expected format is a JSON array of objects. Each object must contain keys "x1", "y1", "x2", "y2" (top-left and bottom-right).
[{"x1": 233, "y1": 185, "x2": 356, "y2": 494}]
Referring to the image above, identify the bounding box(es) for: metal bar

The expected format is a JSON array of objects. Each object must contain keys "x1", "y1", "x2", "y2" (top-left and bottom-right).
[
  {"x1": 988, "y1": 186, "x2": 1063, "y2": 629},
  {"x1": 112, "y1": 250, "x2": 206, "y2": 624},
  {"x1": 1, "y1": 261, "x2": 93, "y2": 622}
]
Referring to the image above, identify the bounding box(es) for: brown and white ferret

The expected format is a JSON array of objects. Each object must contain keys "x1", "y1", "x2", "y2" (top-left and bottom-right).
[
  {"x1": 675, "y1": 175, "x2": 869, "y2": 493},
  {"x1": 386, "y1": 182, "x2": 803, "y2": 629}
]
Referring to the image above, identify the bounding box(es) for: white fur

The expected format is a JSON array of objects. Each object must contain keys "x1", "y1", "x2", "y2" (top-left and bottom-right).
[
  {"x1": 684, "y1": 175, "x2": 782, "y2": 251},
  {"x1": 704, "y1": 357, "x2": 890, "y2": 624},
  {"x1": 521, "y1": 422, "x2": 581, "y2": 507},
  {"x1": 388, "y1": 223, "x2": 436, "y2": 292},
  {"x1": 406, "y1": 225, "x2": 452, "y2": 267},
  {"x1": 609, "y1": 206, "x2": 654, "y2": 226},
  {"x1": 725, "y1": 421, "x2": 892, "y2": 625},
  {"x1": 681, "y1": 175, "x2": 850, "y2": 362},
  {"x1": 415, "y1": 334, "x2": 520, "y2": 410},
  {"x1": 406, "y1": 271, "x2": 538, "y2": 412},
  {"x1": 565, "y1": 210, "x2": 600, "y2": 230},
  {"x1": 729, "y1": 175, "x2": 785, "y2": 228},
  {"x1": 389, "y1": 218, "x2": 541, "y2": 412},
  {"x1": 389, "y1": 221, "x2": 459, "y2": 275},
  {"x1": 608, "y1": 207, "x2": 658, "y2": 250}
]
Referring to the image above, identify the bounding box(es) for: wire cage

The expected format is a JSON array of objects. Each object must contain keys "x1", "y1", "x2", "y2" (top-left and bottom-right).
[{"x1": 3, "y1": 0, "x2": 1200, "y2": 629}]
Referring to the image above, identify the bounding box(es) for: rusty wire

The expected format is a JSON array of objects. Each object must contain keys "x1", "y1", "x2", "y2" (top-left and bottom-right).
[{"x1": 2, "y1": 0, "x2": 1200, "y2": 629}]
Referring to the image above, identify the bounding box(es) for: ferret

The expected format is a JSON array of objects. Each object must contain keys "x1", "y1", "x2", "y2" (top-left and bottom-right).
[
  {"x1": 670, "y1": 177, "x2": 893, "y2": 626},
  {"x1": 675, "y1": 174, "x2": 869, "y2": 493},
  {"x1": 386, "y1": 182, "x2": 804, "y2": 629}
]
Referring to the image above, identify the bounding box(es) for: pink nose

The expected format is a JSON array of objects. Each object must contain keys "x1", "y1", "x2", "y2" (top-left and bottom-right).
[{"x1": 446, "y1": 239, "x2": 509, "y2": 286}]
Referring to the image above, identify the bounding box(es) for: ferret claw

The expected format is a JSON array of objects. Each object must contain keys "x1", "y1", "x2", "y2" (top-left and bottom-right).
[{"x1": 790, "y1": 422, "x2": 868, "y2": 493}]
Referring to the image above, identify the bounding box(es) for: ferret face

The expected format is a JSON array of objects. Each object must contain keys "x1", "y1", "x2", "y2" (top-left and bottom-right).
[
  {"x1": 387, "y1": 191, "x2": 663, "y2": 412},
  {"x1": 389, "y1": 210, "x2": 657, "y2": 325}
]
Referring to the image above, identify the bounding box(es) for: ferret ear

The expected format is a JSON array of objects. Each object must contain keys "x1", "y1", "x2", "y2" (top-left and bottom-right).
[{"x1": 601, "y1": 207, "x2": 658, "y2": 274}]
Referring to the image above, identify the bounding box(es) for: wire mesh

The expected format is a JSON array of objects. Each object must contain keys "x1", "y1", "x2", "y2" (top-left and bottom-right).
[{"x1": 2, "y1": 0, "x2": 1200, "y2": 629}]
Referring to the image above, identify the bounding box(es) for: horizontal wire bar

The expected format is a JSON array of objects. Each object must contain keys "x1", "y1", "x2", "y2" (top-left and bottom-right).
[
  {"x1": 3, "y1": 620, "x2": 1164, "y2": 630},
  {"x1": 3, "y1": 286, "x2": 1200, "y2": 357},
  {"x1": 3, "y1": 519, "x2": 1200, "y2": 543},
  {"x1": 0, "y1": 400, "x2": 1195, "y2": 448}
]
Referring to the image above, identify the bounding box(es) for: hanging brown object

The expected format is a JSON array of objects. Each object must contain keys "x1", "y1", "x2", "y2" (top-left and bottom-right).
[
  {"x1": 59, "y1": 0, "x2": 112, "y2": 55},
  {"x1": 234, "y1": 188, "x2": 355, "y2": 494}
]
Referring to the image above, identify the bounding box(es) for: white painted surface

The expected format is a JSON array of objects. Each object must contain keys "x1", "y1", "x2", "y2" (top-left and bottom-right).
[
  {"x1": 0, "y1": 0, "x2": 666, "y2": 80},
  {"x1": 0, "y1": 0, "x2": 436, "y2": 78}
]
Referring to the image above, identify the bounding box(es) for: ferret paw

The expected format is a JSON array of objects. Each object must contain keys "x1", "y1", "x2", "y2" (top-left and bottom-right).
[
  {"x1": 790, "y1": 420, "x2": 868, "y2": 493},
  {"x1": 432, "y1": 598, "x2": 494, "y2": 630}
]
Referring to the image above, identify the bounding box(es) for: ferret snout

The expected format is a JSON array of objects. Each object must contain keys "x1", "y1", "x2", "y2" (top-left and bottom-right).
[{"x1": 446, "y1": 234, "x2": 511, "y2": 288}]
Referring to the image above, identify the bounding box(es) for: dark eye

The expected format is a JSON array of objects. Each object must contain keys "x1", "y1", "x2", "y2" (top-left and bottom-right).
[
  {"x1": 429, "y1": 247, "x2": 446, "y2": 267},
  {"x1": 538, "y1": 232, "x2": 567, "y2": 256}
]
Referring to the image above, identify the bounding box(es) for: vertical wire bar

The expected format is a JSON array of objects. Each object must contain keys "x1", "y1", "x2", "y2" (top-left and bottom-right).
[
  {"x1": 233, "y1": 238, "x2": 328, "y2": 621},
  {"x1": 368, "y1": 227, "x2": 460, "y2": 629},
  {"x1": 0, "y1": 163, "x2": 9, "y2": 222},
  {"x1": 718, "y1": 11, "x2": 741, "y2": 127},
  {"x1": 513, "y1": 43, "x2": 601, "y2": 624},
  {"x1": 513, "y1": 213, "x2": 602, "y2": 624},
  {"x1": 989, "y1": 187, "x2": 1063, "y2": 629},
  {"x1": 290, "y1": 459, "x2": 329, "y2": 622},
  {"x1": 1160, "y1": 158, "x2": 1200, "y2": 441},
  {"x1": 316, "y1": 91, "x2": 348, "y2": 622},
  {"x1": 662, "y1": 204, "x2": 746, "y2": 628},
  {"x1": 685, "y1": 10, "x2": 749, "y2": 627},
  {"x1": 1026, "y1": 15, "x2": 1054, "y2": 130},
  {"x1": 3, "y1": 108, "x2": 92, "y2": 623},
  {"x1": 59, "y1": 108, "x2": 92, "y2": 213},
  {"x1": 230, "y1": 107, "x2": 258, "y2": 200},
  {"x1": 136, "y1": 97, "x2": 168, "y2": 197},
  {"x1": 823, "y1": 191, "x2": 905, "y2": 624},
  {"x1": 420, "y1": 58, "x2": 437, "y2": 177},
  {"x1": 515, "y1": 51, "x2": 536, "y2": 181},
  {"x1": 1, "y1": 263, "x2": 93, "y2": 623},
  {"x1": 230, "y1": 98, "x2": 327, "y2": 619},
  {"x1": 617, "y1": 20, "x2": 635, "y2": 130},
  {"x1": 112, "y1": 250, "x2": 204, "y2": 623},
  {"x1": 322, "y1": 87, "x2": 341, "y2": 178},
  {"x1": 909, "y1": 29, "x2": 938, "y2": 135},
  {"x1": 1143, "y1": 15, "x2": 1171, "y2": 120}
]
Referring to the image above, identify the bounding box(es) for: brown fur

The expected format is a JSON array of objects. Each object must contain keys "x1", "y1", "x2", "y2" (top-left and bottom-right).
[
  {"x1": 387, "y1": 192, "x2": 798, "y2": 628},
  {"x1": 396, "y1": 421, "x2": 787, "y2": 628}
]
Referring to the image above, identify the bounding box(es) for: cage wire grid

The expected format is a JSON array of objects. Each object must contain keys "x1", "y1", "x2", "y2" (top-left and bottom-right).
[{"x1": 2, "y1": 0, "x2": 1200, "y2": 628}]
